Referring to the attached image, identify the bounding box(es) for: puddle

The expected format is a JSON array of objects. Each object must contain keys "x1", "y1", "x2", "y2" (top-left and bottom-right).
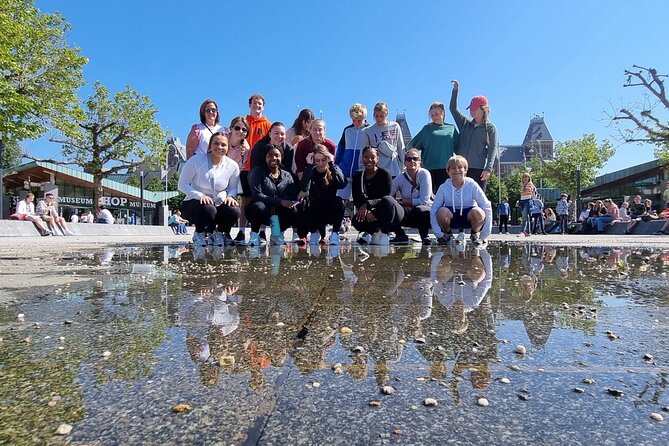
[{"x1": 1, "y1": 243, "x2": 669, "y2": 444}]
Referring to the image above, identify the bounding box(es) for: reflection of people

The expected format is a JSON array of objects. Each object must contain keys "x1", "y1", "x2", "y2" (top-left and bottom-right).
[{"x1": 449, "y1": 80, "x2": 497, "y2": 191}]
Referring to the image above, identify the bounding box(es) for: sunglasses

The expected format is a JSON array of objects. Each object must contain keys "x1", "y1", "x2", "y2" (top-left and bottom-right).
[
  {"x1": 204, "y1": 108, "x2": 217, "y2": 113},
  {"x1": 404, "y1": 156, "x2": 420, "y2": 162},
  {"x1": 233, "y1": 125, "x2": 248, "y2": 133}
]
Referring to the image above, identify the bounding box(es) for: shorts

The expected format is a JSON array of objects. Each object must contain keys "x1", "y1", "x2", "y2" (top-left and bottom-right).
[
  {"x1": 446, "y1": 206, "x2": 473, "y2": 230},
  {"x1": 239, "y1": 171, "x2": 252, "y2": 197}
]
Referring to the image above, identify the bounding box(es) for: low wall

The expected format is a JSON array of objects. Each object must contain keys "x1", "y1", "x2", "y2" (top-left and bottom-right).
[
  {"x1": 491, "y1": 220, "x2": 666, "y2": 235},
  {"x1": 0, "y1": 220, "x2": 192, "y2": 237}
]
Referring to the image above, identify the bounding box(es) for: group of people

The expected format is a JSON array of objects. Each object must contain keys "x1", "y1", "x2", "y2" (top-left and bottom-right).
[
  {"x1": 579, "y1": 190, "x2": 669, "y2": 235},
  {"x1": 177, "y1": 83, "x2": 497, "y2": 248}
]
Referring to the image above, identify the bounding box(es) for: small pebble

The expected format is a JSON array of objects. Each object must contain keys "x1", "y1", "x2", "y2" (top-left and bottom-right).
[
  {"x1": 54, "y1": 424, "x2": 72, "y2": 435},
  {"x1": 423, "y1": 398, "x2": 438, "y2": 407},
  {"x1": 382, "y1": 386, "x2": 396, "y2": 395},
  {"x1": 644, "y1": 353, "x2": 654, "y2": 361},
  {"x1": 312, "y1": 382, "x2": 321, "y2": 388},
  {"x1": 650, "y1": 413, "x2": 664, "y2": 422},
  {"x1": 410, "y1": 405, "x2": 418, "y2": 410},
  {"x1": 582, "y1": 378, "x2": 596, "y2": 385},
  {"x1": 606, "y1": 388, "x2": 624, "y2": 397},
  {"x1": 22, "y1": 337, "x2": 31, "y2": 344},
  {"x1": 661, "y1": 406, "x2": 669, "y2": 412},
  {"x1": 509, "y1": 365, "x2": 521, "y2": 372},
  {"x1": 517, "y1": 394, "x2": 530, "y2": 401},
  {"x1": 17, "y1": 313, "x2": 25, "y2": 322},
  {"x1": 414, "y1": 337, "x2": 426, "y2": 344},
  {"x1": 369, "y1": 400, "x2": 382, "y2": 407},
  {"x1": 352, "y1": 346, "x2": 365, "y2": 353},
  {"x1": 573, "y1": 387, "x2": 586, "y2": 393},
  {"x1": 340, "y1": 327, "x2": 353, "y2": 335},
  {"x1": 102, "y1": 350, "x2": 112, "y2": 358},
  {"x1": 276, "y1": 322, "x2": 285, "y2": 327},
  {"x1": 499, "y1": 377, "x2": 511, "y2": 384},
  {"x1": 172, "y1": 403, "x2": 193, "y2": 413},
  {"x1": 477, "y1": 398, "x2": 489, "y2": 407}
]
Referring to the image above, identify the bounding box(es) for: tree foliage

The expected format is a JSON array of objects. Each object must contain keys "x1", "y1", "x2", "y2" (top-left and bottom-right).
[
  {"x1": 611, "y1": 65, "x2": 669, "y2": 164},
  {"x1": 0, "y1": 0, "x2": 86, "y2": 141},
  {"x1": 31, "y1": 82, "x2": 166, "y2": 211},
  {"x1": 541, "y1": 134, "x2": 614, "y2": 197},
  {"x1": 0, "y1": 140, "x2": 22, "y2": 169}
]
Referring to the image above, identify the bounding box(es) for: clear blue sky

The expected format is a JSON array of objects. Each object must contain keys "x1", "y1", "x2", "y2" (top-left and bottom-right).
[{"x1": 29, "y1": 0, "x2": 668, "y2": 174}]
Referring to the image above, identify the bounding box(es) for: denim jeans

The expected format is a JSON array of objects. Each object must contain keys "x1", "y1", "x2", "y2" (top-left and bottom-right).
[{"x1": 519, "y1": 199, "x2": 532, "y2": 233}]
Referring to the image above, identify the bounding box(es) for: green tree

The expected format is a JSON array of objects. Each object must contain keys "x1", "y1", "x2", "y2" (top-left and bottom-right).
[
  {"x1": 167, "y1": 173, "x2": 185, "y2": 211},
  {"x1": 32, "y1": 82, "x2": 166, "y2": 212},
  {"x1": 541, "y1": 134, "x2": 614, "y2": 197},
  {"x1": 0, "y1": 139, "x2": 22, "y2": 168},
  {"x1": 145, "y1": 176, "x2": 164, "y2": 192},
  {"x1": 611, "y1": 65, "x2": 669, "y2": 164},
  {"x1": 0, "y1": 0, "x2": 86, "y2": 142}
]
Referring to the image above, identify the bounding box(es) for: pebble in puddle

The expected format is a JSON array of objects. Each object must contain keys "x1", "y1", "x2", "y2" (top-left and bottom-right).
[
  {"x1": 382, "y1": 386, "x2": 396, "y2": 395},
  {"x1": 477, "y1": 398, "x2": 490, "y2": 407},
  {"x1": 514, "y1": 345, "x2": 527, "y2": 355},
  {"x1": 650, "y1": 413, "x2": 664, "y2": 422},
  {"x1": 423, "y1": 398, "x2": 438, "y2": 407},
  {"x1": 55, "y1": 424, "x2": 72, "y2": 435}
]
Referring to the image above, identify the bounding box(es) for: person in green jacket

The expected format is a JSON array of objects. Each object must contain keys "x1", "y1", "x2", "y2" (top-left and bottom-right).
[
  {"x1": 406, "y1": 102, "x2": 458, "y2": 194},
  {"x1": 449, "y1": 80, "x2": 498, "y2": 191}
]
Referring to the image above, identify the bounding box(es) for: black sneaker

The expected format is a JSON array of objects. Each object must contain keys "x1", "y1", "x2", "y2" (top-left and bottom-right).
[
  {"x1": 422, "y1": 237, "x2": 432, "y2": 245},
  {"x1": 390, "y1": 234, "x2": 410, "y2": 245},
  {"x1": 437, "y1": 233, "x2": 452, "y2": 245},
  {"x1": 470, "y1": 232, "x2": 484, "y2": 246},
  {"x1": 233, "y1": 231, "x2": 246, "y2": 246}
]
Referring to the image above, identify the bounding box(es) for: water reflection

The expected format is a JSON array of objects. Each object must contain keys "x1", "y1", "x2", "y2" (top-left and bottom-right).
[{"x1": 2, "y1": 243, "x2": 669, "y2": 443}]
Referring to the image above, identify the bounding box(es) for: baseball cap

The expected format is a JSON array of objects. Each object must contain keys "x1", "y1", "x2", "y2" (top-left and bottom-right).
[{"x1": 466, "y1": 96, "x2": 489, "y2": 111}]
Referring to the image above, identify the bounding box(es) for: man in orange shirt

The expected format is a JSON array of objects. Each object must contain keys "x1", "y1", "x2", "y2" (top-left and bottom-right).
[{"x1": 237, "y1": 94, "x2": 271, "y2": 245}]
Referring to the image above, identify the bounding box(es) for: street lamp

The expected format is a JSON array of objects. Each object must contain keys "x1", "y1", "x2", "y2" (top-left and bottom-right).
[{"x1": 140, "y1": 170, "x2": 145, "y2": 225}]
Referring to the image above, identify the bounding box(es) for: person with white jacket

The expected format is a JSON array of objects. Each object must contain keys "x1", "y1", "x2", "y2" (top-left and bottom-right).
[{"x1": 430, "y1": 155, "x2": 492, "y2": 246}]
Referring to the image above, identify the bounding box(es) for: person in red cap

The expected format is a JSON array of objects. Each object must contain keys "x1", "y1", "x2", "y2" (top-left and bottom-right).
[{"x1": 449, "y1": 80, "x2": 498, "y2": 191}]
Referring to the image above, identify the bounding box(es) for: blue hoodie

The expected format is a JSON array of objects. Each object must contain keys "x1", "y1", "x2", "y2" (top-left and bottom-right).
[{"x1": 335, "y1": 122, "x2": 370, "y2": 179}]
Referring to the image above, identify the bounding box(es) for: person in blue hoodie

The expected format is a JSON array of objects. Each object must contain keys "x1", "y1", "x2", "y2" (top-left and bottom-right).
[{"x1": 335, "y1": 103, "x2": 369, "y2": 201}]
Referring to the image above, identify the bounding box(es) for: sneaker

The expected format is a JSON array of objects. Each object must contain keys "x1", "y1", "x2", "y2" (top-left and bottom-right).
[
  {"x1": 454, "y1": 231, "x2": 466, "y2": 244},
  {"x1": 248, "y1": 231, "x2": 260, "y2": 247},
  {"x1": 309, "y1": 232, "x2": 321, "y2": 245},
  {"x1": 390, "y1": 234, "x2": 410, "y2": 245},
  {"x1": 340, "y1": 217, "x2": 351, "y2": 233},
  {"x1": 192, "y1": 231, "x2": 206, "y2": 247},
  {"x1": 422, "y1": 237, "x2": 432, "y2": 245},
  {"x1": 437, "y1": 233, "x2": 452, "y2": 245},
  {"x1": 291, "y1": 232, "x2": 301, "y2": 244},
  {"x1": 297, "y1": 237, "x2": 307, "y2": 246},
  {"x1": 211, "y1": 230, "x2": 226, "y2": 246},
  {"x1": 357, "y1": 232, "x2": 372, "y2": 245},
  {"x1": 64, "y1": 229, "x2": 75, "y2": 236},
  {"x1": 377, "y1": 233, "x2": 390, "y2": 246},
  {"x1": 223, "y1": 233, "x2": 235, "y2": 246},
  {"x1": 260, "y1": 231, "x2": 267, "y2": 242},
  {"x1": 234, "y1": 231, "x2": 246, "y2": 246},
  {"x1": 329, "y1": 232, "x2": 340, "y2": 245},
  {"x1": 371, "y1": 231, "x2": 382, "y2": 245},
  {"x1": 470, "y1": 232, "x2": 483, "y2": 246}
]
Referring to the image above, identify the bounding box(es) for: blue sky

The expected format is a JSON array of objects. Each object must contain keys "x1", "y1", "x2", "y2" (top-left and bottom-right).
[{"x1": 29, "y1": 0, "x2": 668, "y2": 174}]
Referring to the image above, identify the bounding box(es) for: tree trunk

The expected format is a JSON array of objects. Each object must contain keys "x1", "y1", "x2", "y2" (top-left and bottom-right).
[{"x1": 93, "y1": 174, "x2": 104, "y2": 216}]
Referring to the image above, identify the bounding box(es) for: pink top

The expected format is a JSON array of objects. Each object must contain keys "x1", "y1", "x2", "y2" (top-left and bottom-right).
[{"x1": 606, "y1": 203, "x2": 620, "y2": 220}]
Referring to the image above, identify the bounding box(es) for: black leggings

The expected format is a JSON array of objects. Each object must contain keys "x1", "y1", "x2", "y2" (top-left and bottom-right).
[
  {"x1": 181, "y1": 199, "x2": 240, "y2": 233},
  {"x1": 352, "y1": 196, "x2": 404, "y2": 235},
  {"x1": 245, "y1": 201, "x2": 303, "y2": 234},
  {"x1": 302, "y1": 196, "x2": 345, "y2": 235},
  {"x1": 395, "y1": 205, "x2": 431, "y2": 238}
]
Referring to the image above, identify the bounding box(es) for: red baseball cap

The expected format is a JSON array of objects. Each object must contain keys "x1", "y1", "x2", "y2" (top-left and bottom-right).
[{"x1": 466, "y1": 96, "x2": 489, "y2": 111}]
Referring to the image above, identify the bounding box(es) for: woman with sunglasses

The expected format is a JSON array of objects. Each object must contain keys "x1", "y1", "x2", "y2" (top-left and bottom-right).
[
  {"x1": 391, "y1": 149, "x2": 433, "y2": 245},
  {"x1": 297, "y1": 144, "x2": 347, "y2": 245},
  {"x1": 225, "y1": 116, "x2": 250, "y2": 171},
  {"x1": 406, "y1": 102, "x2": 458, "y2": 194},
  {"x1": 246, "y1": 146, "x2": 303, "y2": 247},
  {"x1": 186, "y1": 99, "x2": 223, "y2": 159},
  {"x1": 352, "y1": 147, "x2": 405, "y2": 246},
  {"x1": 178, "y1": 132, "x2": 241, "y2": 247}
]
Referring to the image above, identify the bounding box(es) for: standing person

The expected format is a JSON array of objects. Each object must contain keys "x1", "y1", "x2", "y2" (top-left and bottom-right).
[
  {"x1": 178, "y1": 132, "x2": 241, "y2": 247},
  {"x1": 517, "y1": 173, "x2": 536, "y2": 237},
  {"x1": 352, "y1": 147, "x2": 405, "y2": 246},
  {"x1": 406, "y1": 102, "x2": 458, "y2": 193},
  {"x1": 225, "y1": 116, "x2": 250, "y2": 171},
  {"x1": 186, "y1": 99, "x2": 223, "y2": 159},
  {"x1": 9, "y1": 193, "x2": 51, "y2": 235},
  {"x1": 449, "y1": 80, "x2": 498, "y2": 191},
  {"x1": 390, "y1": 149, "x2": 433, "y2": 245},
  {"x1": 244, "y1": 93, "x2": 272, "y2": 164},
  {"x1": 298, "y1": 145, "x2": 347, "y2": 245},
  {"x1": 497, "y1": 197, "x2": 510, "y2": 234},
  {"x1": 531, "y1": 196, "x2": 545, "y2": 234},
  {"x1": 430, "y1": 155, "x2": 492, "y2": 246},
  {"x1": 36, "y1": 193, "x2": 74, "y2": 235},
  {"x1": 286, "y1": 109, "x2": 314, "y2": 147},
  {"x1": 335, "y1": 103, "x2": 369, "y2": 202},
  {"x1": 359, "y1": 102, "x2": 405, "y2": 178},
  {"x1": 556, "y1": 193, "x2": 570, "y2": 234},
  {"x1": 294, "y1": 119, "x2": 336, "y2": 179},
  {"x1": 246, "y1": 146, "x2": 303, "y2": 247}
]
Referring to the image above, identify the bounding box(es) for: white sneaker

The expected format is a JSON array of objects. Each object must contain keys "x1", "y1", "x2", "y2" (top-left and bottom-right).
[
  {"x1": 291, "y1": 232, "x2": 300, "y2": 244},
  {"x1": 371, "y1": 231, "x2": 382, "y2": 245},
  {"x1": 192, "y1": 231, "x2": 206, "y2": 247},
  {"x1": 211, "y1": 230, "x2": 225, "y2": 246},
  {"x1": 357, "y1": 232, "x2": 372, "y2": 245},
  {"x1": 248, "y1": 231, "x2": 260, "y2": 247},
  {"x1": 377, "y1": 233, "x2": 390, "y2": 246},
  {"x1": 309, "y1": 232, "x2": 321, "y2": 245},
  {"x1": 329, "y1": 232, "x2": 340, "y2": 245},
  {"x1": 455, "y1": 231, "x2": 466, "y2": 244}
]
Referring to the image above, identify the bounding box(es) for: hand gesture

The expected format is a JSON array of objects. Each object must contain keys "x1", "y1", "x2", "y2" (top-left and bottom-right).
[
  {"x1": 224, "y1": 196, "x2": 239, "y2": 207},
  {"x1": 451, "y1": 79, "x2": 459, "y2": 91},
  {"x1": 200, "y1": 195, "x2": 214, "y2": 205},
  {"x1": 306, "y1": 152, "x2": 314, "y2": 165}
]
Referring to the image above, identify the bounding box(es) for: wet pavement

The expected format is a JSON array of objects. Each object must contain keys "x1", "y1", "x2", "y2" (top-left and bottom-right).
[{"x1": 1, "y1": 242, "x2": 669, "y2": 445}]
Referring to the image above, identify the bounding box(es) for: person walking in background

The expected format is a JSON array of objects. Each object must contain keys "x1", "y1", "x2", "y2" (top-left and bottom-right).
[
  {"x1": 449, "y1": 80, "x2": 498, "y2": 191},
  {"x1": 360, "y1": 102, "x2": 405, "y2": 178},
  {"x1": 406, "y1": 102, "x2": 458, "y2": 193},
  {"x1": 497, "y1": 197, "x2": 510, "y2": 234},
  {"x1": 517, "y1": 173, "x2": 535, "y2": 237},
  {"x1": 556, "y1": 193, "x2": 570, "y2": 234},
  {"x1": 186, "y1": 99, "x2": 223, "y2": 159}
]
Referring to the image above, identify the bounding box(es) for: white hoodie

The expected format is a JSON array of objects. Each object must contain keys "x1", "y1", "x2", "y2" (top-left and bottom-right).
[{"x1": 430, "y1": 177, "x2": 492, "y2": 240}]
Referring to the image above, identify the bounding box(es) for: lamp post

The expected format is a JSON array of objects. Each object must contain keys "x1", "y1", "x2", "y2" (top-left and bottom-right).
[
  {"x1": 576, "y1": 166, "x2": 581, "y2": 217},
  {"x1": 140, "y1": 170, "x2": 145, "y2": 225},
  {"x1": 0, "y1": 140, "x2": 4, "y2": 219}
]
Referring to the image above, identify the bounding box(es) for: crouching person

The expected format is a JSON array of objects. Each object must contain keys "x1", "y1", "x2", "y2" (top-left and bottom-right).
[
  {"x1": 178, "y1": 132, "x2": 241, "y2": 247},
  {"x1": 246, "y1": 146, "x2": 304, "y2": 246},
  {"x1": 391, "y1": 149, "x2": 433, "y2": 245},
  {"x1": 430, "y1": 155, "x2": 492, "y2": 246}
]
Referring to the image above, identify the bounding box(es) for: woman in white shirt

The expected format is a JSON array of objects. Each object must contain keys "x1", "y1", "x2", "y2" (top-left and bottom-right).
[
  {"x1": 185, "y1": 99, "x2": 223, "y2": 159},
  {"x1": 179, "y1": 132, "x2": 241, "y2": 246}
]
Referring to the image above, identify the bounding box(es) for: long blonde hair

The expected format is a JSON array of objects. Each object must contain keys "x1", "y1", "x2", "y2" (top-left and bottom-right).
[{"x1": 313, "y1": 144, "x2": 333, "y2": 186}]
